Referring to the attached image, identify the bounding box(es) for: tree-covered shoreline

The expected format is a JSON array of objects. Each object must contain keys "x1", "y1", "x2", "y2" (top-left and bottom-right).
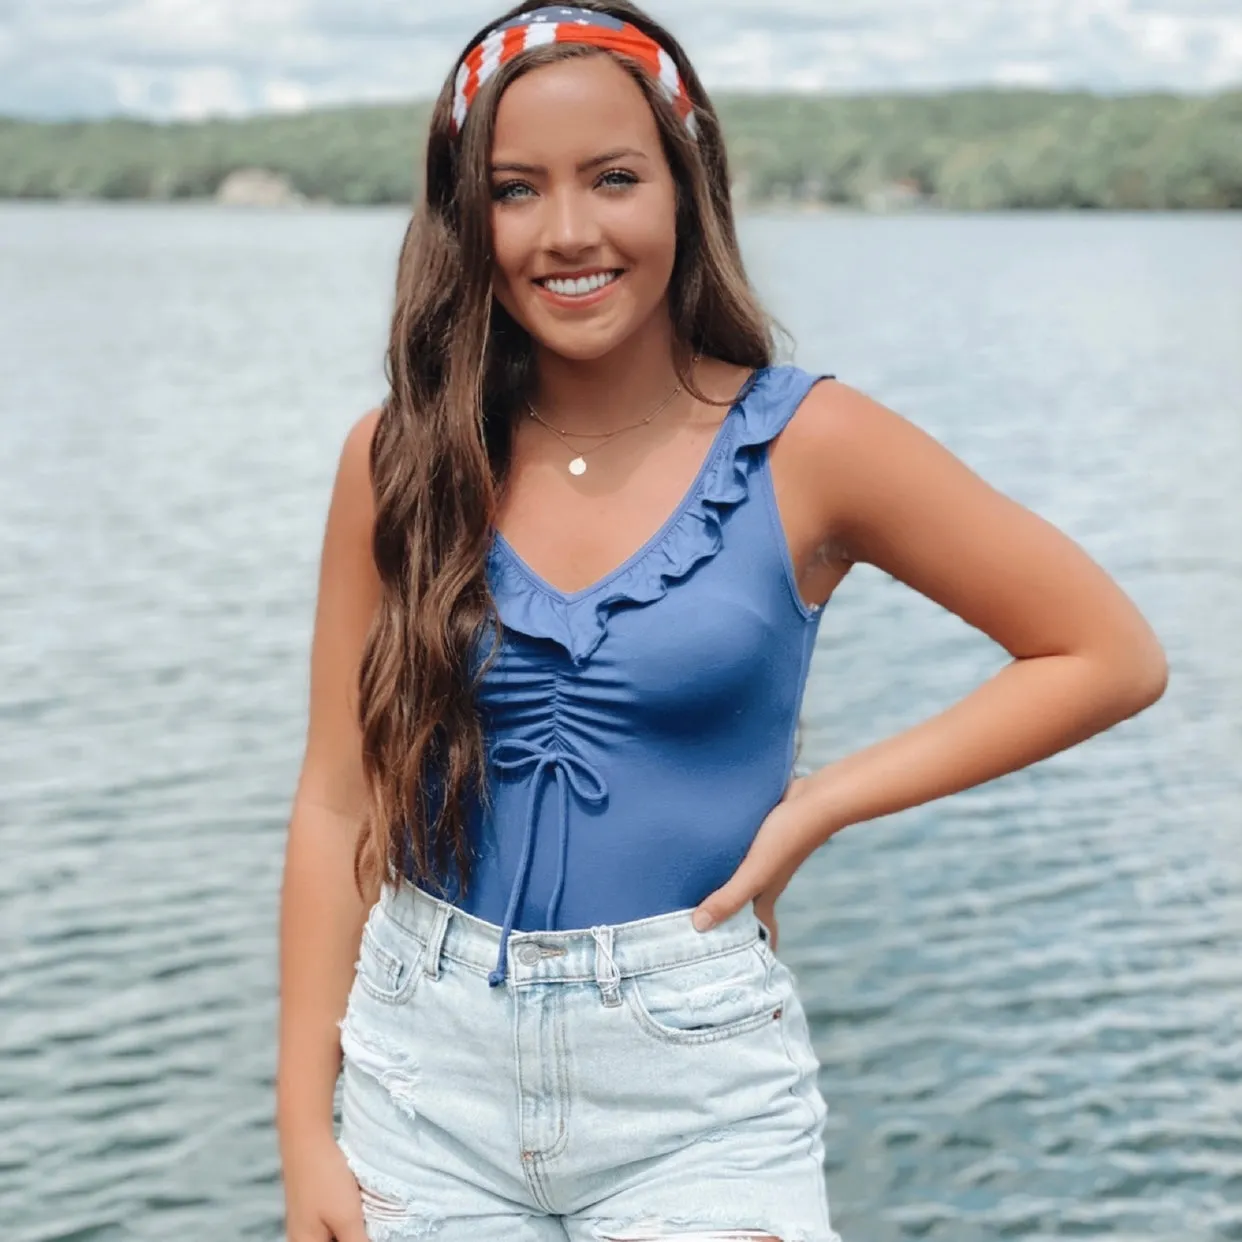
[{"x1": 2, "y1": 89, "x2": 1238, "y2": 210}]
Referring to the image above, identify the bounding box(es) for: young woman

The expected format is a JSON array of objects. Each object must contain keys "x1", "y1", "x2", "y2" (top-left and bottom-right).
[{"x1": 276, "y1": 4, "x2": 1168, "y2": 1240}]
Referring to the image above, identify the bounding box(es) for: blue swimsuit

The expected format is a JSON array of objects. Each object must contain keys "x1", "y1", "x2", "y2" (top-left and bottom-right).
[{"x1": 409, "y1": 364, "x2": 833, "y2": 985}]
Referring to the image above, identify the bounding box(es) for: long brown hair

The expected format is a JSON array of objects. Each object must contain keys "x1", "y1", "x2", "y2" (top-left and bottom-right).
[{"x1": 354, "y1": 0, "x2": 779, "y2": 905}]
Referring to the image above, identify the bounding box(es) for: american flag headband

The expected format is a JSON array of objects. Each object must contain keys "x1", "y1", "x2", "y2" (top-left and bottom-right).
[{"x1": 451, "y1": 6, "x2": 697, "y2": 138}]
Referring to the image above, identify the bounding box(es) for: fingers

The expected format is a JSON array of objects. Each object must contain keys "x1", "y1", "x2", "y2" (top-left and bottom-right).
[
  {"x1": 692, "y1": 802, "x2": 802, "y2": 932},
  {"x1": 691, "y1": 874, "x2": 748, "y2": 931},
  {"x1": 692, "y1": 854, "x2": 769, "y2": 931},
  {"x1": 285, "y1": 1222, "x2": 333, "y2": 1242},
  {"x1": 325, "y1": 1211, "x2": 369, "y2": 1242}
]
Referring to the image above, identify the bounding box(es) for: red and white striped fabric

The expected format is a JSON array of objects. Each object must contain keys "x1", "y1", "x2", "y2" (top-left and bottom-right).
[{"x1": 451, "y1": 6, "x2": 696, "y2": 136}]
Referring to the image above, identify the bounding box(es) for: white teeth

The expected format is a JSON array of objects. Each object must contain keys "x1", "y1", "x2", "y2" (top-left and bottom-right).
[{"x1": 541, "y1": 271, "x2": 619, "y2": 297}]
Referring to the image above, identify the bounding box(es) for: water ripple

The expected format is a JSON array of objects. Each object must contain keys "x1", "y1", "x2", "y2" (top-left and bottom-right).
[{"x1": 1, "y1": 204, "x2": 1238, "y2": 1241}]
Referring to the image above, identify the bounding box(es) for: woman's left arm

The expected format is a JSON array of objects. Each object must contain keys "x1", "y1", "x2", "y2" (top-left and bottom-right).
[{"x1": 693, "y1": 380, "x2": 1169, "y2": 939}]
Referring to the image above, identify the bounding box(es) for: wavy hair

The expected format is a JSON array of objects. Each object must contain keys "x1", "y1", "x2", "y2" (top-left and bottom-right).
[{"x1": 354, "y1": 0, "x2": 782, "y2": 905}]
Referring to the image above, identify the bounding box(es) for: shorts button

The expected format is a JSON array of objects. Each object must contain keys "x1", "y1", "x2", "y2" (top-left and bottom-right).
[{"x1": 516, "y1": 943, "x2": 541, "y2": 965}]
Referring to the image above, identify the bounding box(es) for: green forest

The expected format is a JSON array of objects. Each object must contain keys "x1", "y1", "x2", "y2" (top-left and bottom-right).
[{"x1": 2, "y1": 88, "x2": 1239, "y2": 210}]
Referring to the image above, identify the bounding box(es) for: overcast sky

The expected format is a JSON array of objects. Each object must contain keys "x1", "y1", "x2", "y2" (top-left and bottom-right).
[{"x1": 2, "y1": 0, "x2": 1240, "y2": 120}]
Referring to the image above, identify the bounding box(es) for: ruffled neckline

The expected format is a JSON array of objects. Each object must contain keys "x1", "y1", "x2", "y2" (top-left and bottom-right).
[{"x1": 487, "y1": 364, "x2": 803, "y2": 665}]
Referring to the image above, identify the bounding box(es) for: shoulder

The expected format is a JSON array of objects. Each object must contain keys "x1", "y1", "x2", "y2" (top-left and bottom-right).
[
  {"x1": 774, "y1": 374, "x2": 1058, "y2": 584},
  {"x1": 342, "y1": 405, "x2": 383, "y2": 479},
  {"x1": 330, "y1": 406, "x2": 383, "y2": 521},
  {"x1": 778, "y1": 372, "x2": 879, "y2": 458},
  {"x1": 318, "y1": 405, "x2": 384, "y2": 589},
  {"x1": 774, "y1": 374, "x2": 976, "y2": 561}
]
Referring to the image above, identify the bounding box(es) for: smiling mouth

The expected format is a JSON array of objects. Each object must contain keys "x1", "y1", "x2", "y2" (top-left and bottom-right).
[{"x1": 533, "y1": 269, "x2": 624, "y2": 298}]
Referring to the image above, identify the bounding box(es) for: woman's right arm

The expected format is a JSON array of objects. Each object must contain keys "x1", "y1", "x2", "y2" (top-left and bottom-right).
[{"x1": 277, "y1": 408, "x2": 383, "y2": 1240}]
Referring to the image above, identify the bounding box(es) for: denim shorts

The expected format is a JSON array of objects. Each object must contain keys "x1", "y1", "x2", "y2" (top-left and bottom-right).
[{"x1": 336, "y1": 880, "x2": 843, "y2": 1242}]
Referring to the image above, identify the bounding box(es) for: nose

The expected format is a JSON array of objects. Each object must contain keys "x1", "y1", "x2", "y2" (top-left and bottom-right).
[{"x1": 544, "y1": 183, "x2": 602, "y2": 257}]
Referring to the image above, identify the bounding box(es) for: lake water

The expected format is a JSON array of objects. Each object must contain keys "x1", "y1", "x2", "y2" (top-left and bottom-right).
[{"x1": 1, "y1": 203, "x2": 1239, "y2": 1242}]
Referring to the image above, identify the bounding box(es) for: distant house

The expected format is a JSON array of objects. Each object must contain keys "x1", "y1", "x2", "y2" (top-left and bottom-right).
[
  {"x1": 863, "y1": 178, "x2": 931, "y2": 213},
  {"x1": 215, "y1": 168, "x2": 305, "y2": 207}
]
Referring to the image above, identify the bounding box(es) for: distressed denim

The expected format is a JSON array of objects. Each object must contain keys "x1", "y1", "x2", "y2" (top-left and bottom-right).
[{"x1": 337, "y1": 881, "x2": 843, "y2": 1242}]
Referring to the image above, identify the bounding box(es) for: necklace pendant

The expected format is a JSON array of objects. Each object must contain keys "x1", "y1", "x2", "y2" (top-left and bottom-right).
[{"x1": 568, "y1": 456, "x2": 587, "y2": 476}]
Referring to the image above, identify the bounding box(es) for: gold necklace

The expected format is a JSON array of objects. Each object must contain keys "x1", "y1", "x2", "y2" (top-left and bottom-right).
[{"x1": 526, "y1": 371, "x2": 689, "y2": 476}]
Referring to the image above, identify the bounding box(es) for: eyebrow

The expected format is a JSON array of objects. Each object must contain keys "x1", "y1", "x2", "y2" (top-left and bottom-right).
[{"x1": 490, "y1": 148, "x2": 648, "y2": 175}]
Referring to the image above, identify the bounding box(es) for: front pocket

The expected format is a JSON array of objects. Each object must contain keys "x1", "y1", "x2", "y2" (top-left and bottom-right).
[
  {"x1": 353, "y1": 908, "x2": 427, "y2": 1005},
  {"x1": 624, "y1": 943, "x2": 784, "y2": 1045}
]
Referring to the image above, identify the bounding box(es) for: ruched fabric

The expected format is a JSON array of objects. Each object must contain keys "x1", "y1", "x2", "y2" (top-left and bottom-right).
[{"x1": 410, "y1": 364, "x2": 835, "y2": 986}]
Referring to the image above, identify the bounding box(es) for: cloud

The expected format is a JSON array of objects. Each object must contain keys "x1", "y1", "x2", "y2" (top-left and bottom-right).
[{"x1": 1, "y1": 0, "x2": 1239, "y2": 119}]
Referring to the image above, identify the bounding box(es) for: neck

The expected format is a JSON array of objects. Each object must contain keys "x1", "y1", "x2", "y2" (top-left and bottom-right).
[{"x1": 529, "y1": 310, "x2": 688, "y2": 435}]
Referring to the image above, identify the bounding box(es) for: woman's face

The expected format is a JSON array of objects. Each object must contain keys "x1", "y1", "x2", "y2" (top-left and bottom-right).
[{"x1": 487, "y1": 54, "x2": 679, "y2": 362}]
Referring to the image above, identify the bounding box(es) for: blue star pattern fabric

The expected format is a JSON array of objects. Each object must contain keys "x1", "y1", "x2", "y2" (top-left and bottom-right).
[{"x1": 495, "y1": 7, "x2": 625, "y2": 31}]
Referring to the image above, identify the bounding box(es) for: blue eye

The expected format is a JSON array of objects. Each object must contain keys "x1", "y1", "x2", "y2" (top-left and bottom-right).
[
  {"x1": 492, "y1": 181, "x2": 533, "y2": 202},
  {"x1": 598, "y1": 169, "x2": 638, "y2": 189}
]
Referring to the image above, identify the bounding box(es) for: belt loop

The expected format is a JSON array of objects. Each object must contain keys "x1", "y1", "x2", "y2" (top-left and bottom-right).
[
  {"x1": 423, "y1": 900, "x2": 451, "y2": 980},
  {"x1": 591, "y1": 925, "x2": 622, "y2": 1008}
]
